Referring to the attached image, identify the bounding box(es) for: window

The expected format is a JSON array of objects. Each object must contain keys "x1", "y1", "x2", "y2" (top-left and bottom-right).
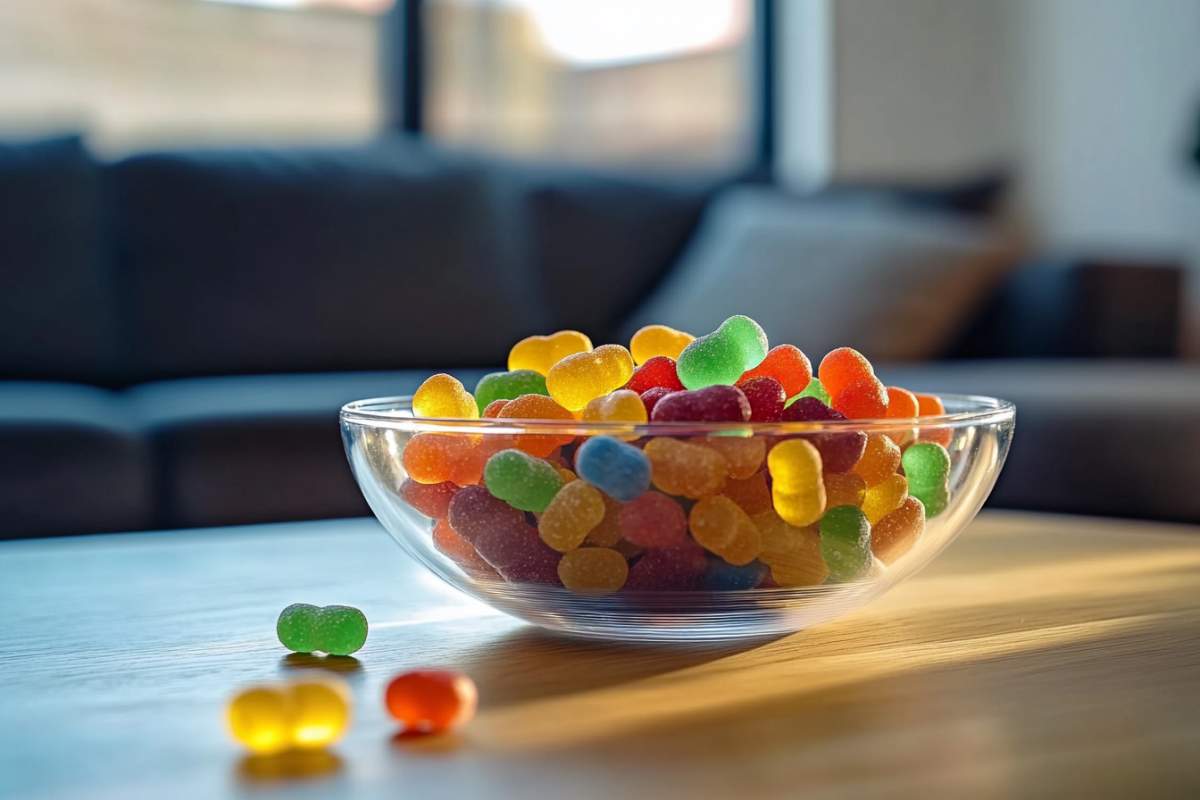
[
  {"x1": 0, "y1": 0, "x2": 391, "y2": 153},
  {"x1": 422, "y1": 0, "x2": 759, "y2": 169}
]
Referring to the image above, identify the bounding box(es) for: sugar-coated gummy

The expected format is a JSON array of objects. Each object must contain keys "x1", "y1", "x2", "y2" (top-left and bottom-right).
[
  {"x1": 508, "y1": 330, "x2": 593, "y2": 375},
  {"x1": 831, "y1": 376, "x2": 889, "y2": 419},
  {"x1": 902, "y1": 441, "x2": 951, "y2": 487},
  {"x1": 651, "y1": 384, "x2": 751, "y2": 423},
  {"x1": 689, "y1": 495, "x2": 762, "y2": 566},
  {"x1": 781, "y1": 397, "x2": 868, "y2": 473},
  {"x1": 790, "y1": 377, "x2": 831, "y2": 406},
  {"x1": 754, "y1": 511, "x2": 829, "y2": 587},
  {"x1": 433, "y1": 519, "x2": 496, "y2": 577},
  {"x1": 276, "y1": 603, "x2": 320, "y2": 653},
  {"x1": 482, "y1": 398, "x2": 509, "y2": 418},
  {"x1": 676, "y1": 315, "x2": 769, "y2": 390},
  {"x1": 413, "y1": 373, "x2": 479, "y2": 419},
  {"x1": 574, "y1": 435, "x2": 652, "y2": 502},
  {"x1": 585, "y1": 492, "x2": 624, "y2": 547},
  {"x1": 767, "y1": 439, "x2": 826, "y2": 527},
  {"x1": 473, "y1": 370, "x2": 548, "y2": 413},
  {"x1": 644, "y1": 437, "x2": 727, "y2": 499},
  {"x1": 625, "y1": 356, "x2": 685, "y2": 393},
  {"x1": 403, "y1": 432, "x2": 488, "y2": 485},
  {"x1": 276, "y1": 603, "x2": 368, "y2": 656},
  {"x1": 557, "y1": 547, "x2": 630, "y2": 594},
  {"x1": 619, "y1": 490, "x2": 688, "y2": 548},
  {"x1": 483, "y1": 449, "x2": 564, "y2": 512},
  {"x1": 399, "y1": 479, "x2": 458, "y2": 519},
  {"x1": 819, "y1": 505, "x2": 872, "y2": 582},
  {"x1": 701, "y1": 558, "x2": 768, "y2": 591},
  {"x1": 546, "y1": 344, "x2": 635, "y2": 411},
  {"x1": 639, "y1": 386, "x2": 677, "y2": 416},
  {"x1": 228, "y1": 679, "x2": 350, "y2": 754},
  {"x1": 739, "y1": 344, "x2": 812, "y2": 397},
  {"x1": 625, "y1": 543, "x2": 708, "y2": 590},
  {"x1": 722, "y1": 471, "x2": 774, "y2": 515},
  {"x1": 496, "y1": 394, "x2": 575, "y2": 457},
  {"x1": 447, "y1": 485, "x2": 527, "y2": 542},
  {"x1": 538, "y1": 479, "x2": 607, "y2": 552},
  {"x1": 871, "y1": 495, "x2": 926, "y2": 563},
  {"x1": 817, "y1": 347, "x2": 875, "y2": 399},
  {"x1": 472, "y1": 522, "x2": 561, "y2": 584},
  {"x1": 915, "y1": 392, "x2": 954, "y2": 446},
  {"x1": 630, "y1": 324, "x2": 695, "y2": 365},
  {"x1": 697, "y1": 435, "x2": 765, "y2": 480},
  {"x1": 385, "y1": 669, "x2": 478, "y2": 734},
  {"x1": 823, "y1": 471, "x2": 866, "y2": 508},
  {"x1": 862, "y1": 473, "x2": 908, "y2": 523},
  {"x1": 737, "y1": 376, "x2": 787, "y2": 422},
  {"x1": 853, "y1": 433, "x2": 902, "y2": 486},
  {"x1": 582, "y1": 389, "x2": 648, "y2": 425}
]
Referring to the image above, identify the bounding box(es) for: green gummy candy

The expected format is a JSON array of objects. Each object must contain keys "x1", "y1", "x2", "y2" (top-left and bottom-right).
[
  {"x1": 819, "y1": 505, "x2": 872, "y2": 582},
  {"x1": 676, "y1": 315, "x2": 769, "y2": 390},
  {"x1": 474, "y1": 370, "x2": 548, "y2": 413},
  {"x1": 313, "y1": 605, "x2": 369, "y2": 656},
  {"x1": 483, "y1": 449, "x2": 564, "y2": 512},
  {"x1": 901, "y1": 442, "x2": 951, "y2": 488},
  {"x1": 910, "y1": 484, "x2": 949, "y2": 518},
  {"x1": 788, "y1": 378, "x2": 830, "y2": 407},
  {"x1": 276, "y1": 603, "x2": 320, "y2": 653}
]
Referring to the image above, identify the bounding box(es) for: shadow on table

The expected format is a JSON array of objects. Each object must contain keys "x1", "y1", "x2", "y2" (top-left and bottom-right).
[
  {"x1": 235, "y1": 749, "x2": 344, "y2": 786},
  {"x1": 454, "y1": 626, "x2": 772, "y2": 708},
  {"x1": 279, "y1": 652, "x2": 364, "y2": 679}
]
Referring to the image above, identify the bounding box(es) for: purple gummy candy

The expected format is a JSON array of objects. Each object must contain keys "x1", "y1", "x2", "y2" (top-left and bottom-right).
[
  {"x1": 624, "y1": 543, "x2": 708, "y2": 591},
  {"x1": 446, "y1": 485, "x2": 525, "y2": 542},
  {"x1": 639, "y1": 387, "x2": 677, "y2": 416},
  {"x1": 780, "y1": 397, "x2": 867, "y2": 473},
  {"x1": 472, "y1": 523, "x2": 561, "y2": 585},
  {"x1": 737, "y1": 376, "x2": 786, "y2": 422},
  {"x1": 651, "y1": 385, "x2": 752, "y2": 423}
]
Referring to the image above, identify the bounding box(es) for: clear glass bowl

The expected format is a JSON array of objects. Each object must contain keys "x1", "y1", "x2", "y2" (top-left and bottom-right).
[{"x1": 341, "y1": 395, "x2": 1014, "y2": 642}]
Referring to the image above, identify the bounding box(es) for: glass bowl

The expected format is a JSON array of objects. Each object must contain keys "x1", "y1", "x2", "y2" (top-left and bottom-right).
[{"x1": 341, "y1": 394, "x2": 1014, "y2": 642}]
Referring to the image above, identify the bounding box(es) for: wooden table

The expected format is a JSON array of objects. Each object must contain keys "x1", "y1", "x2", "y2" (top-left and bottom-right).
[{"x1": 2, "y1": 511, "x2": 1198, "y2": 799}]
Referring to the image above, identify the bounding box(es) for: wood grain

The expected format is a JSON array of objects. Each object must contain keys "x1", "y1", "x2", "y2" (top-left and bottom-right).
[{"x1": 1, "y1": 511, "x2": 1198, "y2": 799}]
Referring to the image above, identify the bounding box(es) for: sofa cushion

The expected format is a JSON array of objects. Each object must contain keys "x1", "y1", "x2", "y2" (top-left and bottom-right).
[
  {"x1": 0, "y1": 135, "x2": 121, "y2": 383},
  {"x1": 620, "y1": 187, "x2": 1015, "y2": 361},
  {"x1": 108, "y1": 141, "x2": 544, "y2": 381},
  {"x1": 126, "y1": 370, "x2": 486, "y2": 529},
  {"x1": 0, "y1": 383, "x2": 153, "y2": 538},
  {"x1": 877, "y1": 361, "x2": 1200, "y2": 523}
]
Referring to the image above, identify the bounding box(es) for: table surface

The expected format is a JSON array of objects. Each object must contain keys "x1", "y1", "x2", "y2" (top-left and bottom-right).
[{"x1": 2, "y1": 511, "x2": 1198, "y2": 800}]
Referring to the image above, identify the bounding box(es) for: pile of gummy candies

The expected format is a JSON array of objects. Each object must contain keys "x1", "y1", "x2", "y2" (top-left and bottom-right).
[
  {"x1": 399, "y1": 315, "x2": 955, "y2": 596},
  {"x1": 227, "y1": 603, "x2": 478, "y2": 755}
]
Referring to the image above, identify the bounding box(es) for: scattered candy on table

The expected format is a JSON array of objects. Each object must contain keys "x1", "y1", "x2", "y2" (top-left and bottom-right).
[
  {"x1": 227, "y1": 678, "x2": 351, "y2": 754},
  {"x1": 277, "y1": 603, "x2": 369, "y2": 656},
  {"x1": 385, "y1": 670, "x2": 478, "y2": 735},
  {"x1": 400, "y1": 315, "x2": 958, "y2": 595}
]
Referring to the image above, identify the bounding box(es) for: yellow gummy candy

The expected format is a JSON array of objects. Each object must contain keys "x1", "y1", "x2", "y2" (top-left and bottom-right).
[
  {"x1": 227, "y1": 679, "x2": 350, "y2": 755},
  {"x1": 767, "y1": 439, "x2": 826, "y2": 527},
  {"x1": 545, "y1": 344, "x2": 635, "y2": 412},
  {"x1": 689, "y1": 495, "x2": 762, "y2": 566},
  {"x1": 412, "y1": 373, "x2": 479, "y2": 419},
  {"x1": 753, "y1": 510, "x2": 829, "y2": 586},
  {"x1": 862, "y1": 473, "x2": 909, "y2": 524},
  {"x1": 582, "y1": 389, "x2": 648, "y2": 424},
  {"x1": 629, "y1": 324, "x2": 695, "y2": 365},
  {"x1": 508, "y1": 330, "x2": 593, "y2": 375}
]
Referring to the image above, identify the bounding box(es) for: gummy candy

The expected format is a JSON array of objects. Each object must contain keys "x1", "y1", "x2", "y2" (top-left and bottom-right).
[
  {"x1": 630, "y1": 324, "x2": 694, "y2": 365},
  {"x1": 739, "y1": 344, "x2": 812, "y2": 397},
  {"x1": 546, "y1": 344, "x2": 635, "y2": 411},
  {"x1": 399, "y1": 479, "x2": 458, "y2": 519},
  {"x1": 701, "y1": 558, "x2": 768, "y2": 591},
  {"x1": 831, "y1": 376, "x2": 889, "y2": 419},
  {"x1": 483, "y1": 449, "x2": 564, "y2": 513},
  {"x1": 432, "y1": 519, "x2": 496, "y2": 577},
  {"x1": 767, "y1": 439, "x2": 826, "y2": 527},
  {"x1": 722, "y1": 471, "x2": 773, "y2": 515},
  {"x1": 639, "y1": 386, "x2": 676, "y2": 416},
  {"x1": 861, "y1": 473, "x2": 909, "y2": 524},
  {"x1": 557, "y1": 547, "x2": 630, "y2": 593},
  {"x1": 496, "y1": 394, "x2": 576, "y2": 457},
  {"x1": 624, "y1": 542, "x2": 707, "y2": 590},
  {"x1": 644, "y1": 437, "x2": 727, "y2": 498},
  {"x1": 823, "y1": 471, "x2": 866, "y2": 508},
  {"x1": 585, "y1": 493, "x2": 624, "y2": 547},
  {"x1": 446, "y1": 485, "x2": 526, "y2": 541},
  {"x1": 697, "y1": 435, "x2": 765, "y2": 480},
  {"x1": 625, "y1": 356, "x2": 685, "y2": 393},
  {"x1": 871, "y1": 496, "x2": 926, "y2": 563},
  {"x1": 901, "y1": 441, "x2": 950, "y2": 518},
  {"x1": 227, "y1": 678, "x2": 350, "y2": 754},
  {"x1": 538, "y1": 479, "x2": 606, "y2": 552},
  {"x1": 473, "y1": 370, "x2": 548, "y2": 413},
  {"x1": 582, "y1": 389, "x2": 648, "y2": 425},
  {"x1": 651, "y1": 385, "x2": 751, "y2": 423},
  {"x1": 817, "y1": 347, "x2": 875, "y2": 399},
  {"x1": 819, "y1": 505, "x2": 872, "y2": 581},
  {"x1": 508, "y1": 330, "x2": 593, "y2": 375},
  {"x1": 781, "y1": 397, "x2": 867, "y2": 473},
  {"x1": 385, "y1": 670, "x2": 478, "y2": 734},
  {"x1": 753, "y1": 511, "x2": 829, "y2": 587},
  {"x1": 413, "y1": 373, "x2": 479, "y2": 419},
  {"x1": 852, "y1": 433, "x2": 902, "y2": 486},
  {"x1": 736, "y1": 376, "x2": 786, "y2": 422},
  {"x1": 482, "y1": 399, "x2": 509, "y2": 418},
  {"x1": 276, "y1": 603, "x2": 368, "y2": 656},
  {"x1": 472, "y1": 522, "x2": 561, "y2": 584},
  {"x1": 915, "y1": 392, "x2": 954, "y2": 446},
  {"x1": 574, "y1": 435, "x2": 652, "y2": 502},
  {"x1": 618, "y1": 491, "x2": 688, "y2": 548},
  {"x1": 884, "y1": 385, "x2": 920, "y2": 445},
  {"x1": 689, "y1": 495, "x2": 762, "y2": 565},
  {"x1": 403, "y1": 433, "x2": 485, "y2": 485},
  {"x1": 791, "y1": 377, "x2": 831, "y2": 406},
  {"x1": 676, "y1": 315, "x2": 769, "y2": 390}
]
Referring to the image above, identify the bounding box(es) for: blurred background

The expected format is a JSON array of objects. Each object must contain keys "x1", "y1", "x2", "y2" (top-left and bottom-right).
[{"x1": 2, "y1": 0, "x2": 1198, "y2": 538}]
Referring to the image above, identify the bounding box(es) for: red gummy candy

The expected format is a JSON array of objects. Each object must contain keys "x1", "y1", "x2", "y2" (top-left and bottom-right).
[
  {"x1": 625, "y1": 543, "x2": 708, "y2": 591},
  {"x1": 626, "y1": 356, "x2": 685, "y2": 394},
  {"x1": 781, "y1": 397, "x2": 867, "y2": 473},
  {"x1": 639, "y1": 387, "x2": 677, "y2": 416},
  {"x1": 739, "y1": 344, "x2": 812, "y2": 397},
  {"x1": 651, "y1": 385, "x2": 751, "y2": 423},
  {"x1": 482, "y1": 399, "x2": 509, "y2": 418},
  {"x1": 446, "y1": 485, "x2": 526, "y2": 542},
  {"x1": 736, "y1": 376, "x2": 786, "y2": 422},
  {"x1": 831, "y1": 376, "x2": 888, "y2": 419},
  {"x1": 619, "y1": 491, "x2": 688, "y2": 549},
  {"x1": 399, "y1": 479, "x2": 459, "y2": 519}
]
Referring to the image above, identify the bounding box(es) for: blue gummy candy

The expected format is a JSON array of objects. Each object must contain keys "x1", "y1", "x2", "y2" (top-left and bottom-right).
[
  {"x1": 574, "y1": 435, "x2": 651, "y2": 502},
  {"x1": 701, "y1": 558, "x2": 768, "y2": 591}
]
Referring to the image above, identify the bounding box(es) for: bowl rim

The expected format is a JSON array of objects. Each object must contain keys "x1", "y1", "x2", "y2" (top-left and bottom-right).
[{"x1": 340, "y1": 392, "x2": 1015, "y2": 435}]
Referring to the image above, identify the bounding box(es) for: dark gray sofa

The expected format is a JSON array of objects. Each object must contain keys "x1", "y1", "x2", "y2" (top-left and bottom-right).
[{"x1": 2, "y1": 134, "x2": 1195, "y2": 538}]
